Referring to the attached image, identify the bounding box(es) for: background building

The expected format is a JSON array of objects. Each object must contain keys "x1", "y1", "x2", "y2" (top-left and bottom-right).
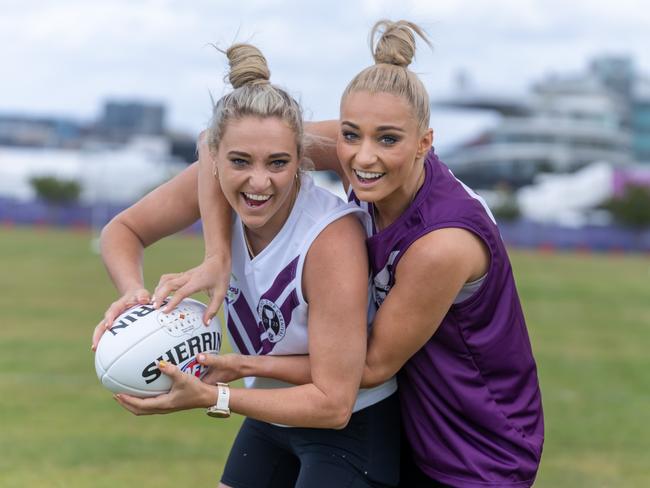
[
  {"x1": 437, "y1": 55, "x2": 650, "y2": 191},
  {"x1": 98, "y1": 101, "x2": 166, "y2": 142}
]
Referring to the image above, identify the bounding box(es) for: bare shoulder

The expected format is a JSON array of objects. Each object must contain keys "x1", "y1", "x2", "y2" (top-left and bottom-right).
[
  {"x1": 302, "y1": 214, "x2": 367, "y2": 301},
  {"x1": 306, "y1": 214, "x2": 366, "y2": 265},
  {"x1": 398, "y1": 227, "x2": 489, "y2": 284}
]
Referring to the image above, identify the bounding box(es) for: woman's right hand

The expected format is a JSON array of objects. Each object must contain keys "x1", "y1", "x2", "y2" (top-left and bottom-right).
[{"x1": 91, "y1": 288, "x2": 151, "y2": 351}]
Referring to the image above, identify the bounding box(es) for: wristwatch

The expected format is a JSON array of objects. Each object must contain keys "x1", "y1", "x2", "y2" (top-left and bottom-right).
[{"x1": 206, "y1": 383, "x2": 231, "y2": 418}]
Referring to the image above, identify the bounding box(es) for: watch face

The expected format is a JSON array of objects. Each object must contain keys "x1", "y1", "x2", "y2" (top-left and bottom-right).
[{"x1": 206, "y1": 408, "x2": 230, "y2": 418}]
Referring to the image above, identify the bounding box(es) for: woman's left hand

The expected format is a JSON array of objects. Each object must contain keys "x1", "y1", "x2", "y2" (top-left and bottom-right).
[
  {"x1": 113, "y1": 360, "x2": 216, "y2": 415},
  {"x1": 152, "y1": 253, "x2": 231, "y2": 326},
  {"x1": 198, "y1": 353, "x2": 246, "y2": 384}
]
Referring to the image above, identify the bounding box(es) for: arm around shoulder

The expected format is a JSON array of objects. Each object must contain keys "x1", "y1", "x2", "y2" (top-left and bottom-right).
[{"x1": 304, "y1": 120, "x2": 346, "y2": 178}]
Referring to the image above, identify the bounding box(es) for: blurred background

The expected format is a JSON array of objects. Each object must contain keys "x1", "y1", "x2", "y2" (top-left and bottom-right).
[{"x1": 1, "y1": 1, "x2": 649, "y2": 487}]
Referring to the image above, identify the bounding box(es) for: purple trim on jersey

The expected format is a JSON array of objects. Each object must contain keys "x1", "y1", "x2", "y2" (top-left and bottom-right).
[
  {"x1": 260, "y1": 256, "x2": 299, "y2": 303},
  {"x1": 232, "y1": 294, "x2": 262, "y2": 353},
  {"x1": 280, "y1": 288, "x2": 300, "y2": 320},
  {"x1": 228, "y1": 256, "x2": 302, "y2": 356},
  {"x1": 227, "y1": 314, "x2": 251, "y2": 355},
  {"x1": 350, "y1": 150, "x2": 543, "y2": 487}
]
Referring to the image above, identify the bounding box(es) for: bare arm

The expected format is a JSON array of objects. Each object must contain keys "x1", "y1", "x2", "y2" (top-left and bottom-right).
[
  {"x1": 92, "y1": 163, "x2": 202, "y2": 350},
  {"x1": 100, "y1": 163, "x2": 201, "y2": 294},
  {"x1": 151, "y1": 133, "x2": 232, "y2": 320},
  {"x1": 117, "y1": 215, "x2": 370, "y2": 429},
  {"x1": 197, "y1": 131, "x2": 232, "y2": 262},
  {"x1": 200, "y1": 352, "x2": 312, "y2": 386},
  {"x1": 304, "y1": 120, "x2": 344, "y2": 175}
]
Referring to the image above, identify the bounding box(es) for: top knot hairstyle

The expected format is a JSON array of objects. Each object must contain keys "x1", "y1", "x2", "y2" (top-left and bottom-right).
[
  {"x1": 342, "y1": 20, "x2": 432, "y2": 132},
  {"x1": 207, "y1": 43, "x2": 304, "y2": 156},
  {"x1": 226, "y1": 43, "x2": 271, "y2": 88}
]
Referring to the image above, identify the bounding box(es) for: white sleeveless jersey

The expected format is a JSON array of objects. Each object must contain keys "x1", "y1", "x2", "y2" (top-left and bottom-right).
[{"x1": 224, "y1": 173, "x2": 397, "y2": 415}]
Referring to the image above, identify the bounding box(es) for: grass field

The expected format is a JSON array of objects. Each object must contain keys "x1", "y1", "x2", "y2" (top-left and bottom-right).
[{"x1": 1, "y1": 227, "x2": 649, "y2": 487}]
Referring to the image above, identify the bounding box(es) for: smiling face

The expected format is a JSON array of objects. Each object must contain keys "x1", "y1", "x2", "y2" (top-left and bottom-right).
[
  {"x1": 214, "y1": 116, "x2": 300, "y2": 243},
  {"x1": 337, "y1": 90, "x2": 432, "y2": 221}
]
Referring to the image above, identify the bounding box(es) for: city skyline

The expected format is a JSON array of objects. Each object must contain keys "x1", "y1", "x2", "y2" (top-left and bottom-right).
[{"x1": 3, "y1": 0, "x2": 650, "y2": 137}]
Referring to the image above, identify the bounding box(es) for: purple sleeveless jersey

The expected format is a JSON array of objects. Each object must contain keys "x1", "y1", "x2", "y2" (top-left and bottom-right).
[{"x1": 350, "y1": 151, "x2": 544, "y2": 487}]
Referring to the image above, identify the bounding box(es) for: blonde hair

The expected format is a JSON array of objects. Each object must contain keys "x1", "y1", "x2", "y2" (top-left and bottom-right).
[
  {"x1": 342, "y1": 20, "x2": 432, "y2": 132},
  {"x1": 207, "y1": 43, "x2": 304, "y2": 157}
]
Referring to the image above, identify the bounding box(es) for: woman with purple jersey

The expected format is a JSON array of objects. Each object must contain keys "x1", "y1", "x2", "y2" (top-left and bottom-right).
[{"x1": 185, "y1": 20, "x2": 544, "y2": 487}]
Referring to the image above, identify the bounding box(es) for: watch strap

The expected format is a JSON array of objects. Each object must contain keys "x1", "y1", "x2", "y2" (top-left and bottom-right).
[{"x1": 206, "y1": 382, "x2": 230, "y2": 418}]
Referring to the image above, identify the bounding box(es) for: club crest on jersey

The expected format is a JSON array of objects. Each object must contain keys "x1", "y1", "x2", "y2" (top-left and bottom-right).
[
  {"x1": 258, "y1": 298, "x2": 286, "y2": 343},
  {"x1": 373, "y1": 273, "x2": 390, "y2": 306},
  {"x1": 373, "y1": 251, "x2": 400, "y2": 306}
]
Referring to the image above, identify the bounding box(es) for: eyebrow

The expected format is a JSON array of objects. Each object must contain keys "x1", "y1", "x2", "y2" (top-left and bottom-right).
[
  {"x1": 227, "y1": 151, "x2": 292, "y2": 159},
  {"x1": 341, "y1": 121, "x2": 360, "y2": 129},
  {"x1": 341, "y1": 121, "x2": 406, "y2": 133},
  {"x1": 377, "y1": 125, "x2": 406, "y2": 133}
]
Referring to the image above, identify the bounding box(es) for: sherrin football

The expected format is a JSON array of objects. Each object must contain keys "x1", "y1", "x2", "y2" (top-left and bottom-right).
[{"x1": 95, "y1": 298, "x2": 221, "y2": 397}]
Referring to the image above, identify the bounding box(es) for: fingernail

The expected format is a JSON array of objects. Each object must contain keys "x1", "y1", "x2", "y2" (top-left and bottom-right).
[
  {"x1": 152, "y1": 299, "x2": 158, "y2": 308},
  {"x1": 91, "y1": 344, "x2": 95, "y2": 351},
  {"x1": 157, "y1": 360, "x2": 168, "y2": 368},
  {"x1": 197, "y1": 354, "x2": 205, "y2": 362}
]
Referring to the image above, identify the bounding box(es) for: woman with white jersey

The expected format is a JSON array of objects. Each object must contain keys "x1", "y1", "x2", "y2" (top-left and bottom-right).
[{"x1": 95, "y1": 43, "x2": 400, "y2": 488}]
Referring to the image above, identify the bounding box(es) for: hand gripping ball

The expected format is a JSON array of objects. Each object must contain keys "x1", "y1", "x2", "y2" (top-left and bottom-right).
[{"x1": 95, "y1": 298, "x2": 221, "y2": 397}]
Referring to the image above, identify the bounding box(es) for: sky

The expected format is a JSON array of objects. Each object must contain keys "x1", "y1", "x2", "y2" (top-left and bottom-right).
[{"x1": 2, "y1": 0, "x2": 650, "y2": 146}]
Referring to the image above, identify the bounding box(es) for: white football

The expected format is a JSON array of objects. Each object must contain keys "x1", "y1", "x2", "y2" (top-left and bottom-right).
[{"x1": 95, "y1": 298, "x2": 221, "y2": 397}]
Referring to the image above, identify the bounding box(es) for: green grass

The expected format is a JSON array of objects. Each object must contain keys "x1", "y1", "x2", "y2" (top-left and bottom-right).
[
  {"x1": 1, "y1": 227, "x2": 649, "y2": 487},
  {"x1": 513, "y1": 251, "x2": 650, "y2": 487},
  {"x1": 0, "y1": 227, "x2": 241, "y2": 488}
]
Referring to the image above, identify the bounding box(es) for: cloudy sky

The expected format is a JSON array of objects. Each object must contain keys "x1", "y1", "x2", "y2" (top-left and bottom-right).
[{"x1": 2, "y1": 0, "x2": 649, "y2": 145}]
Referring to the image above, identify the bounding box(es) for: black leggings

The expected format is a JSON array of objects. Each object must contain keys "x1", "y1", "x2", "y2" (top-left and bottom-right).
[{"x1": 221, "y1": 394, "x2": 401, "y2": 488}]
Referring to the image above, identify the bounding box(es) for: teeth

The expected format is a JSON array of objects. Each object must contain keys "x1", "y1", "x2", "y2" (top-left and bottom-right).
[
  {"x1": 354, "y1": 169, "x2": 385, "y2": 180},
  {"x1": 243, "y1": 193, "x2": 271, "y2": 202}
]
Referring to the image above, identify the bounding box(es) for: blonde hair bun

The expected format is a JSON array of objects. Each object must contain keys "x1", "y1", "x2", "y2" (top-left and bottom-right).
[
  {"x1": 226, "y1": 43, "x2": 271, "y2": 89},
  {"x1": 371, "y1": 20, "x2": 430, "y2": 68},
  {"x1": 207, "y1": 42, "x2": 304, "y2": 158},
  {"x1": 343, "y1": 19, "x2": 432, "y2": 132}
]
